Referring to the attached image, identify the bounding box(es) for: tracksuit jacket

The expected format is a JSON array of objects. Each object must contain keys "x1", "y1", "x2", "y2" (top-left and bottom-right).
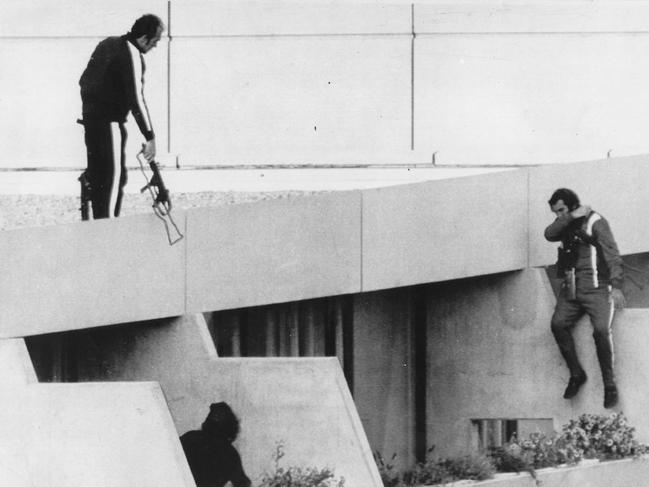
[
  {"x1": 80, "y1": 34, "x2": 154, "y2": 141},
  {"x1": 79, "y1": 34, "x2": 154, "y2": 218}
]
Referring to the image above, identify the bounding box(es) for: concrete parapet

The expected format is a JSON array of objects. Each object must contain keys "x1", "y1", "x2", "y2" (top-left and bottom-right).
[
  {"x1": 186, "y1": 191, "x2": 362, "y2": 312},
  {"x1": 0, "y1": 214, "x2": 185, "y2": 338},
  {"x1": 3, "y1": 155, "x2": 649, "y2": 338},
  {"x1": 361, "y1": 169, "x2": 527, "y2": 292}
]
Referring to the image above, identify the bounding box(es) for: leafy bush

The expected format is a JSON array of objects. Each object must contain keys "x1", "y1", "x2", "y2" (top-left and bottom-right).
[
  {"x1": 561, "y1": 412, "x2": 648, "y2": 460},
  {"x1": 439, "y1": 453, "x2": 496, "y2": 480},
  {"x1": 258, "y1": 442, "x2": 345, "y2": 487},
  {"x1": 375, "y1": 449, "x2": 495, "y2": 486},
  {"x1": 374, "y1": 452, "x2": 403, "y2": 487},
  {"x1": 491, "y1": 412, "x2": 648, "y2": 478},
  {"x1": 495, "y1": 430, "x2": 583, "y2": 470},
  {"x1": 376, "y1": 413, "x2": 649, "y2": 486}
]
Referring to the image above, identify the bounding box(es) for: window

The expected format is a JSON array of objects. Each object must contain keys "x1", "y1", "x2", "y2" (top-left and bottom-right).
[{"x1": 471, "y1": 418, "x2": 554, "y2": 450}]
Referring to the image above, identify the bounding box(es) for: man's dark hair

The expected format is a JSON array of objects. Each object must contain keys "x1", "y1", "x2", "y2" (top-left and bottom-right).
[
  {"x1": 130, "y1": 14, "x2": 163, "y2": 41},
  {"x1": 548, "y1": 188, "x2": 580, "y2": 211},
  {"x1": 201, "y1": 402, "x2": 241, "y2": 443}
]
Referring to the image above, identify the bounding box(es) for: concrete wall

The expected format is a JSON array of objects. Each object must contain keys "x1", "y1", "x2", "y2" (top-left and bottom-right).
[
  {"x1": 63, "y1": 314, "x2": 382, "y2": 485},
  {"x1": 0, "y1": 0, "x2": 168, "y2": 168},
  {"x1": 0, "y1": 338, "x2": 196, "y2": 487},
  {"x1": 5, "y1": 1, "x2": 649, "y2": 167},
  {"x1": 361, "y1": 169, "x2": 527, "y2": 292},
  {"x1": 425, "y1": 268, "x2": 649, "y2": 457},
  {"x1": 186, "y1": 191, "x2": 361, "y2": 311},
  {"x1": 3, "y1": 155, "x2": 649, "y2": 338},
  {"x1": 353, "y1": 289, "x2": 417, "y2": 469}
]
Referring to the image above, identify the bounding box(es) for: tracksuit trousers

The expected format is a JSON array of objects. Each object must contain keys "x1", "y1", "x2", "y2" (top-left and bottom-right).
[
  {"x1": 83, "y1": 120, "x2": 127, "y2": 219},
  {"x1": 551, "y1": 281, "x2": 616, "y2": 386}
]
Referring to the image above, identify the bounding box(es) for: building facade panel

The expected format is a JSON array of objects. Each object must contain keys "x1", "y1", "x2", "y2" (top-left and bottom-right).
[
  {"x1": 185, "y1": 191, "x2": 362, "y2": 312},
  {"x1": 171, "y1": 1, "x2": 411, "y2": 36},
  {"x1": 170, "y1": 36, "x2": 412, "y2": 166},
  {"x1": 361, "y1": 169, "x2": 528, "y2": 292}
]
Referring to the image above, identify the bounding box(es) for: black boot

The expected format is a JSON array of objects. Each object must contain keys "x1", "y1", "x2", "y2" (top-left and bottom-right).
[
  {"x1": 604, "y1": 384, "x2": 619, "y2": 409},
  {"x1": 563, "y1": 373, "x2": 587, "y2": 399}
]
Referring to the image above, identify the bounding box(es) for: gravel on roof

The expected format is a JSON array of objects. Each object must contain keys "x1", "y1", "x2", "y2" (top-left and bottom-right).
[{"x1": 0, "y1": 190, "x2": 323, "y2": 231}]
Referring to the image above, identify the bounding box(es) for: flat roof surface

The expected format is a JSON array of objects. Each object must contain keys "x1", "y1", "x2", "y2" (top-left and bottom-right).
[{"x1": 0, "y1": 167, "x2": 512, "y2": 195}]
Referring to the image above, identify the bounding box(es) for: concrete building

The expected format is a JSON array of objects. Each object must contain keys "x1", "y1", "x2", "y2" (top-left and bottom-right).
[{"x1": 4, "y1": 2, "x2": 649, "y2": 485}]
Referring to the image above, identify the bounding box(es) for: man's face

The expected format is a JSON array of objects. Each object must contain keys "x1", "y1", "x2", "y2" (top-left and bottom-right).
[
  {"x1": 138, "y1": 25, "x2": 164, "y2": 53},
  {"x1": 551, "y1": 199, "x2": 570, "y2": 218}
]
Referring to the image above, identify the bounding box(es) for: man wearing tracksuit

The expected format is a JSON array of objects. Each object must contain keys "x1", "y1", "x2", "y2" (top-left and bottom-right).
[
  {"x1": 545, "y1": 188, "x2": 625, "y2": 409},
  {"x1": 79, "y1": 14, "x2": 164, "y2": 219}
]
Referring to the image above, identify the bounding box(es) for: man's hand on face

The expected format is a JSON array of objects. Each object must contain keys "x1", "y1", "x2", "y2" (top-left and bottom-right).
[
  {"x1": 610, "y1": 288, "x2": 626, "y2": 309},
  {"x1": 570, "y1": 205, "x2": 591, "y2": 219}
]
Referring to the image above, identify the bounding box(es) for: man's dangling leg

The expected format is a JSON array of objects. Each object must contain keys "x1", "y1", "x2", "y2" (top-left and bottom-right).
[
  {"x1": 584, "y1": 287, "x2": 618, "y2": 408},
  {"x1": 551, "y1": 288, "x2": 587, "y2": 398}
]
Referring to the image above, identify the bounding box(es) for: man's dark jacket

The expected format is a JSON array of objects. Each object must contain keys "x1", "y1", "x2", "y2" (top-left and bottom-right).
[{"x1": 180, "y1": 427, "x2": 251, "y2": 487}]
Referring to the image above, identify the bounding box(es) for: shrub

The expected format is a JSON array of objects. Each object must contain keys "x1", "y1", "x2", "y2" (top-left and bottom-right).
[
  {"x1": 375, "y1": 449, "x2": 495, "y2": 486},
  {"x1": 258, "y1": 441, "x2": 345, "y2": 487},
  {"x1": 561, "y1": 412, "x2": 648, "y2": 460},
  {"x1": 374, "y1": 452, "x2": 403, "y2": 487}
]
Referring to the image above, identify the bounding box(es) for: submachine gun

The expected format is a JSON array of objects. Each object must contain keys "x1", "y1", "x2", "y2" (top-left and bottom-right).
[
  {"x1": 137, "y1": 150, "x2": 184, "y2": 246},
  {"x1": 78, "y1": 171, "x2": 92, "y2": 221}
]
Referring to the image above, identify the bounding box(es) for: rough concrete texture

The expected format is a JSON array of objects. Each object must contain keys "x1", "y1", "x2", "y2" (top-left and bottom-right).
[
  {"x1": 0, "y1": 339, "x2": 195, "y2": 487},
  {"x1": 66, "y1": 314, "x2": 382, "y2": 486},
  {"x1": 426, "y1": 267, "x2": 649, "y2": 455}
]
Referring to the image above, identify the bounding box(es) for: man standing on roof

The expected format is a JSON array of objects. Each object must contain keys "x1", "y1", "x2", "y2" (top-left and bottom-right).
[
  {"x1": 545, "y1": 188, "x2": 625, "y2": 409},
  {"x1": 79, "y1": 14, "x2": 164, "y2": 219}
]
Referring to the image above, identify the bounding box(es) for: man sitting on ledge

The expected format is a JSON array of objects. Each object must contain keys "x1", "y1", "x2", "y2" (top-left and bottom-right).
[{"x1": 544, "y1": 188, "x2": 625, "y2": 409}]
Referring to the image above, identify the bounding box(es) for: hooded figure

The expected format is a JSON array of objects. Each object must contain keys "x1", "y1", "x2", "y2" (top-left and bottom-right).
[{"x1": 180, "y1": 402, "x2": 251, "y2": 487}]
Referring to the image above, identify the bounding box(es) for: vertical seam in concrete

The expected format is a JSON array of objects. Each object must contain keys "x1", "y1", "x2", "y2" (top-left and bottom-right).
[
  {"x1": 167, "y1": 0, "x2": 172, "y2": 154},
  {"x1": 410, "y1": 3, "x2": 416, "y2": 151},
  {"x1": 360, "y1": 190, "x2": 364, "y2": 292},
  {"x1": 526, "y1": 167, "x2": 531, "y2": 269},
  {"x1": 184, "y1": 212, "x2": 188, "y2": 314}
]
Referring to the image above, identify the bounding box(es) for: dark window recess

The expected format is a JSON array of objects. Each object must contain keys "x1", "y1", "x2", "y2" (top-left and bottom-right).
[{"x1": 471, "y1": 418, "x2": 554, "y2": 450}]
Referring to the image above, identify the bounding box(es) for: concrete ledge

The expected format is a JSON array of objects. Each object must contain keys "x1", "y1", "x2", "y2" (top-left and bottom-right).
[{"x1": 429, "y1": 457, "x2": 649, "y2": 487}]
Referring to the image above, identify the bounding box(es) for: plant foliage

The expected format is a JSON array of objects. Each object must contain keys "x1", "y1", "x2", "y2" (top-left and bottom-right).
[{"x1": 258, "y1": 441, "x2": 345, "y2": 487}]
